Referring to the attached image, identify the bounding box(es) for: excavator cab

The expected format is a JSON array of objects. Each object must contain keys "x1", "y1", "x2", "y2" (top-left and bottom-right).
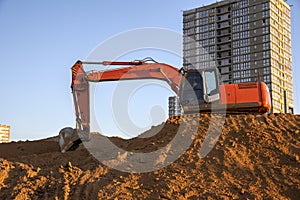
[{"x1": 179, "y1": 68, "x2": 220, "y2": 113}]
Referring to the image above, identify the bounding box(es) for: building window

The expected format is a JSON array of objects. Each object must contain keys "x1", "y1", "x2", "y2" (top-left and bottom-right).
[
  {"x1": 263, "y1": 75, "x2": 271, "y2": 82},
  {"x1": 233, "y1": 10, "x2": 239, "y2": 17},
  {"x1": 240, "y1": 46, "x2": 250, "y2": 54},
  {"x1": 233, "y1": 49, "x2": 239, "y2": 56},
  {"x1": 262, "y1": 2, "x2": 269, "y2": 10},
  {"x1": 233, "y1": 33, "x2": 239, "y2": 40},
  {"x1": 263, "y1": 50, "x2": 270, "y2": 58},
  {"x1": 233, "y1": 56, "x2": 239, "y2": 63},
  {"x1": 184, "y1": 28, "x2": 195, "y2": 35},
  {"x1": 240, "y1": 31, "x2": 250, "y2": 38},
  {"x1": 209, "y1": 46, "x2": 215, "y2": 52},
  {"x1": 233, "y1": 41, "x2": 238, "y2": 48},
  {"x1": 240, "y1": 62, "x2": 251, "y2": 70},
  {"x1": 240, "y1": 0, "x2": 249, "y2": 8},
  {"x1": 232, "y1": 25, "x2": 238, "y2": 32},
  {"x1": 262, "y1": 10, "x2": 269, "y2": 18},
  {"x1": 263, "y1": 35, "x2": 270, "y2": 42},
  {"x1": 262, "y1": 26, "x2": 269, "y2": 34},
  {"x1": 199, "y1": 10, "x2": 209, "y2": 18},
  {"x1": 233, "y1": 2, "x2": 239, "y2": 9},
  {"x1": 209, "y1": 31, "x2": 215, "y2": 37},
  {"x1": 263, "y1": 66, "x2": 270, "y2": 74},
  {"x1": 263, "y1": 43, "x2": 270, "y2": 50},
  {"x1": 240, "y1": 54, "x2": 250, "y2": 62},
  {"x1": 240, "y1": 15, "x2": 250, "y2": 23},
  {"x1": 241, "y1": 70, "x2": 251, "y2": 78},
  {"x1": 241, "y1": 39, "x2": 250, "y2": 46},
  {"x1": 199, "y1": 18, "x2": 209, "y2": 25},
  {"x1": 233, "y1": 71, "x2": 241, "y2": 78},
  {"x1": 263, "y1": 59, "x2": 270, "y2": 66},
  {"x1": 233, "y1": 18, "x2": 239, "y2": 25},
  {"x1": 240, "y1": 8, "x2": 249, "y2": 15},
  {"x1": 241, "y1": 23, "x2": 250, "y2": 30},
  {"x1": 233, "y1": 64, "x2": 239, "y2": 71}
]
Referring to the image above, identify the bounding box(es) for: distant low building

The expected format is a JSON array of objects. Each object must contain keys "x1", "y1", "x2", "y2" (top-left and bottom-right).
[{"x1": 0, "y1": 124, "x2": 10, "y2": 143}]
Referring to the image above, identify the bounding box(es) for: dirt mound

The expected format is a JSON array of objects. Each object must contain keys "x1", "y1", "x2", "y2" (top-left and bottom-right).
[{"x1": 0, "y1": 114, "x2": 299, "y2": 199}]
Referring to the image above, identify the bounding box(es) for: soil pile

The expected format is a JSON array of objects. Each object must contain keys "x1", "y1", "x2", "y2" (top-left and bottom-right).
[{"x1": 0, "y1": 114, "x2": 299, "y2": 199}]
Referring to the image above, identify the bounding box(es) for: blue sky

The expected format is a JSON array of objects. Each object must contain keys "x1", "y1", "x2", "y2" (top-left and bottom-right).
[{"x1": 0, "y1": 0, "x2": 299, "y2": 141}]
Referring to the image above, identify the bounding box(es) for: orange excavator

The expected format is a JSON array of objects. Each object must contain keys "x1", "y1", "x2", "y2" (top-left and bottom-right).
[{"x1": 59, "y1": 58, "x2": 271, "y2": 152}]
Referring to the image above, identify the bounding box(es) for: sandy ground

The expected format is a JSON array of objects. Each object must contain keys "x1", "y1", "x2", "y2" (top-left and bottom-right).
[{"x1": 0, "y1": 113, "x2": 299, "y2": 199}]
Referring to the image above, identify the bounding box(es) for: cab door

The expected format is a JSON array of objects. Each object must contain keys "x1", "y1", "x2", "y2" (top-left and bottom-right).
[{"x1": 202, "y1": 69, "x2": 220, "y2": 103}]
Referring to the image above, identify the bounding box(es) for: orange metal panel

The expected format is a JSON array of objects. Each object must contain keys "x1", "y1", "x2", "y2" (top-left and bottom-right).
[
  {"x1": 235, "y1": 82, "x2": 261, "y2": 104},
  {"x1": 219, "y1": 84, "x2": 236, "y2": 104}
]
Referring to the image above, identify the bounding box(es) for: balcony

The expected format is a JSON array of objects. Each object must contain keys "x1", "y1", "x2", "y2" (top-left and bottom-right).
[
  {"x1": 216, "y1": 36, "x2": 231, "y2": 44},
  {"x1": 216, "y1": 6, "x2": 231, "y2": 15},
  {"x1": 217, "y1": 29, "x2": 231, "y2": 37}
]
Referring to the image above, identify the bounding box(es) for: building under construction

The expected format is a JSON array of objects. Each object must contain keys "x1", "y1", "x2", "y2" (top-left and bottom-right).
[{"x1": 183, "y1": 0, "x2": 294, "y2": 113}]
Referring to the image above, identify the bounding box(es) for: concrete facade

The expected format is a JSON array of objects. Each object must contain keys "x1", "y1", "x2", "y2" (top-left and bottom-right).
[{"x1": 183, "y1": 0, "x2": 294, "y2": 113}]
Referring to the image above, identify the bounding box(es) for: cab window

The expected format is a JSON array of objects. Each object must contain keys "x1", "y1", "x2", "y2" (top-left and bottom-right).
[{"x1": 204, "y1": 70, "x2": 218, "y2": 95}]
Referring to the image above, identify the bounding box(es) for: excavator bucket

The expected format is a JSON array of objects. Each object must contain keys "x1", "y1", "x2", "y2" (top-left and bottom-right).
[{"x1": 59, "y1": 127, "x2": 82, "y2": 153}]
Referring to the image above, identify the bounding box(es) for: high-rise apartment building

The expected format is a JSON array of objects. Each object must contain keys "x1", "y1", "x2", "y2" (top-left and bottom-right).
[
  {"x1": 0, "y1": 124, "x2": 10, "y2": 143},
  {"x1": 183, "y1": 0, "x2": 294, "y2": 113}
]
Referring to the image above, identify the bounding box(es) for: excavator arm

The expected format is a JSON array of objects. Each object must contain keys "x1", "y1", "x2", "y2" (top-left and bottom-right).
[{"x1": 59, "y1": 60, "x2": 183, "y2": 152}]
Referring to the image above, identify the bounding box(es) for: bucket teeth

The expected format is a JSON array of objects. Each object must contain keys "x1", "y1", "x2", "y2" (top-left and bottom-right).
[{"x1": 59, "y1": 127, "x2": 80, "y2": 153}]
